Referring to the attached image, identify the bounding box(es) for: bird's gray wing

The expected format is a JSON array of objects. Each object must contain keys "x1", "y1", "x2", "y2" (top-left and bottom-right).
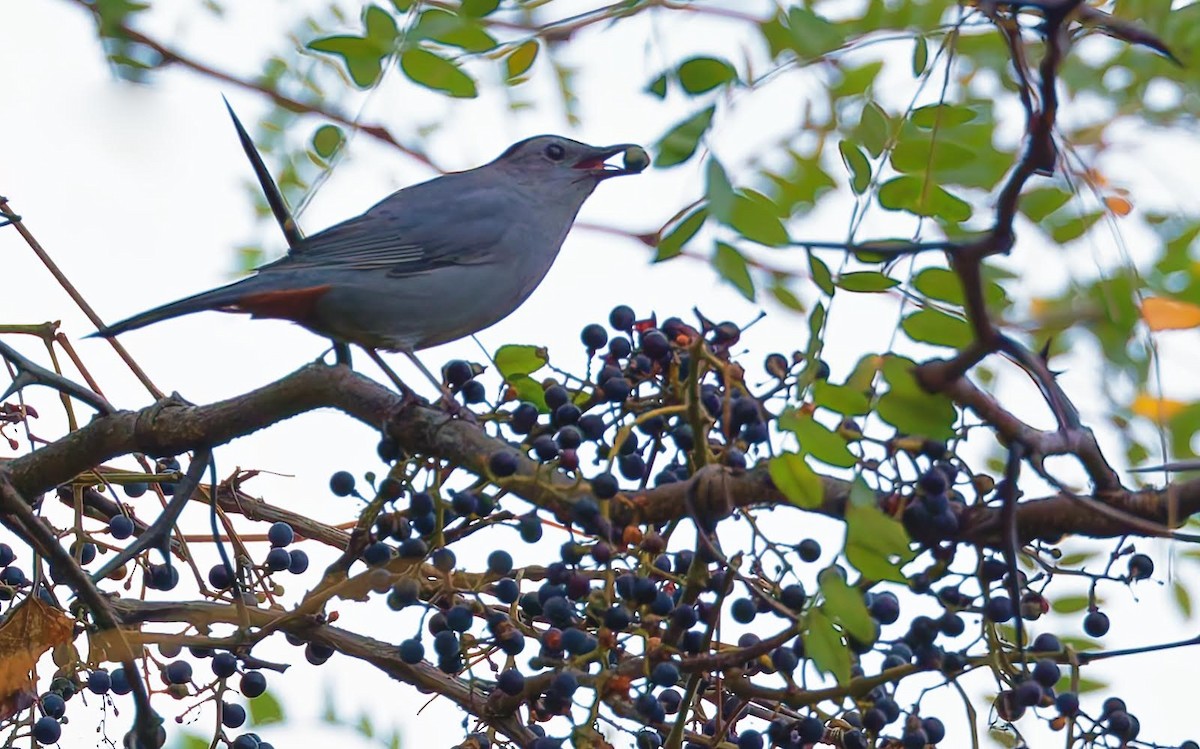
[{"x1": 260, "y1": 175, "x2": 509, "y2": 278}]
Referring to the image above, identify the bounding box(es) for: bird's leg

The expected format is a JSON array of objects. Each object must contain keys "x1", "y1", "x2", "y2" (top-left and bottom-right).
[
  {"x1": 332, "y1": 341, "x2": 353, "y2": 366},
  {"x1": 401, "y1": 350, "x2": 478, "y2": 423},
  {"x1": 361, "y1": 347, "x2": 421, "y2": 405}
]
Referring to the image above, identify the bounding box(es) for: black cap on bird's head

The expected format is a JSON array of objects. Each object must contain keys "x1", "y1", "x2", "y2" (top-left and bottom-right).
[{"x1": 493, "y1": 135, "x2": 649, "y2": 181}]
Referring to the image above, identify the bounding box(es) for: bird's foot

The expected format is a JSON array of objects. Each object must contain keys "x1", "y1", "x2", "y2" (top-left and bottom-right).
[{"x1": 435, "y1": 391, "x2": 478, "y2": 424}]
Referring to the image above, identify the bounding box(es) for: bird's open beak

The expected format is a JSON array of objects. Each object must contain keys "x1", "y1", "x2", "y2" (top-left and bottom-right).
[{"x1": 573, "y1": 144, "x2": 650, "y2": 179}]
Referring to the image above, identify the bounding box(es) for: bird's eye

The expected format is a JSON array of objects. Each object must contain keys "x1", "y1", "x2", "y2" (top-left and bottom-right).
[{"x1": 544, "y1": 143, "x2": 566, "y2": 161}]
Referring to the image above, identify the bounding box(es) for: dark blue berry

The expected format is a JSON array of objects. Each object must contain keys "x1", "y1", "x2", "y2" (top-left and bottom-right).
[
  {"x1": 609, "y1": 305, "x2": 636, "y2": 331},
  {"x1": 544, "y1": 384, "x2": 570, "y2": 411},
  {"x1": 1083, "y1": 610, "x2": 1110, "y2": 637},
  {"x1": 497, "y1": 668, "x2": 525, "y2": 695},
  {"x1": 985, "y1": 596, "x2": 1014, "y2": 623},
  {"x1": 212, "y1": 652, "x2": 238, "y2": 678},
  {"x1": 510, "y1": 402, "x2": 539, "y2": 435},
  {"x1": 362, "y1": 542, "x2": 393, "y2": 567},
  {"x1": 398, "y1": 638, "x2": 425, "y2": 664},
  {"x1": 32, "y1": 716, "x2": 61, "y2": 745},
  {"x1": 288, "y1": 549, "x2": 310, "y2": 574},
  {"x1": 109, "y1": 668, "x2": 132, "y2": 695},
  {"x1": 41, "y1": 692, "x2": 66, "y2": 718},
  {"x1": 329, "y1": 471, "x2": 356, "y2": 497},
  {"x1": 581, "y1": 324, "x2": 608, "y2": 350},
  {"x1": 240, "y1": 670, "x2": 267, "y2": 698},
  {"x1": 443, "y1": 360, "x2": 473, "y2": 387},
  {"x1": 461, "y1": 380, "x2": 486, "y2": 403},
  {"x1": 489, "y1": 451, "x2": 518, "y2": 477},
  {"x1": 164, "y1": 660, "x2": 192, "y2": 684},
  {"x1": 265, "y1": 547, "x2": 291, "y2": 572},
  {"x1": 641, "y1": 329, "x2": 670, "y2": 359},
  {"x1": 532, "y1": 435, "x2": 559, "y2": 461},
  {"x1": 109, "y1": 515, "x2": 135, "y2": 540},
  {"x1": 267, "y1": 522, "x2": 294, "y2": 548},
  {"x1": 88, "y1": 669, "x2": 112, "y2": 694},
  {"x1": 222, "y1": 702, "x2": 247, "y2": 728}
]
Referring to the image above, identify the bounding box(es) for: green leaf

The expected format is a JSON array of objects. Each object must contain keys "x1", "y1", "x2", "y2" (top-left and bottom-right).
[
  {"x1": 858, "y1": 102, "x2": 891, "y2": 157},
  {"x1": 771, "y1": 281, "x2": 805, "y2": 312},
  {"x1": 838, "y1": 141, "x2": 871, "y2": 195},
  {"x1": 759, "y1": 14, "x2": 790, "y2": 59},
  {"x1": 179, "y1": 733, "x2": 210, "y2": 749},
  {"x1": 1048, "y1": 212, "x2": 1103, "y2": 243},
  {"x1": 655, "y1": 208, "x2": 707, "y2": 262},
  {"x1": 677, "y1": 56, "x2": 737, "y2": 94},
  {"x1": 805, "y1": 609, "x2": 851, "y2": 684},
  {"x1": 1056, "y1": 551, "x2": 1097, "y2": 567},
  {"x1": 507, "y1": 375, "x2": 547, "y2": 412},
  {"x1": 322, "y1": 686, "x2": 338, "y2": 722},
  {"x1": 778, "y1": 410, "x2": 857, "y2": 468},
  {"x1": 812, "y1": 381, "x2": 870, "y2": 416},
  {"x1": 836, "y1": 271, "x2": 897, "y2": 293},
  {"x1": 494, "y1": 344, "x2": 548, "y2": 378},
  {"x1": 785, "y1": 7, "x2": 844, "y2": 59},
  {"x1": 913, "y1": 266, "x2": 1007, "y2": 310},
  {"x1": 818, "y1": 566, "x2": 875, "y2": 643},
  {"x1": 357, "y1": 712, "x2": 375, "y2": 738},
  {"x1": 877, "y1": 356, "x2": 957, "y2": 439},
  {"x1": 910, "y1": 104, "x2": 977, "y2": 129},
  {"x1": 505, "y1": 40, "x2": 538, "y2": 80},
  {"x1": 705, "y1": 158, "x2": 735, "y2": 222},
  {"x1": 845, "y1": 496, "x2": 915, "y2": 582},
  {"x1": 1050, "y1": 595, "x2": 1090, "y2": 614},
  {"x1": 413, "y1": 8, "x2": 496, "y2": 52},
  {"x1": 769, "y1": 452, "x2": 823, "y2": 508},
  {"x1": 1019, "y1": 186, "x2": 1073, "y2": 223},
  {"x1": 831, "y1": 61, "x2": 882, "y2": 98},
  {"x1": 308, "y1": 36, "x2": 389, "y2": 88},
  {"x1": 901, "y1": 308, "x2": 972, "y2": 348},
  {"x1": 312, "y1": 125, "x2": 344, "y2": 159},
  {"x1": 891, "y1": 139, "x2": 976, "y2": 178},
  {"x1": 878, "y1": 176, "x2": 972, "y2": 223},
  {"x1": 808, "y1": 253, "x2": 834, "y2": 296},
  {"x1": 730, "y1": 193, "x2": 789, "y2": 247},
  {"x1": 647, "y1": 73, "x2": 668, "y2": 99},
  {"x1": 247, "y1": 689, "x2": 284, "y2": 726},
  {"x1": 400, "y1": 47, "x2": 478, "y2": 97},
  {"x1": 713, "y1": 242, "x2": 755, "y2": 300},
  {"x1": 806, "y1": 302, "x2": 826, "y2": 361},
  {"x1": 655, "y1": 106, "x2": 715, "y2": 168},
  {"x1": 912, "y1": 35, "x2": 928, "y2": 75},
  {"x1": 912, "y1": 267, "x2": 964, "y2": 306},
  {"x1": 461, "y1": 0, "x2": 500, "y2": 15},
  {"x1": 364, "y1": 5, "x2": 398, "y2": 45},
  {"x1": 1174, "y1": 580, "x2": 1192, "y2": 617}
]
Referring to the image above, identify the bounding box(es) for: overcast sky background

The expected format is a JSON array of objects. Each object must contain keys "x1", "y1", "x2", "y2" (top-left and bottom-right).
[{"x1": 3, "y1": 1, "x2": 1200, "y2": 748}]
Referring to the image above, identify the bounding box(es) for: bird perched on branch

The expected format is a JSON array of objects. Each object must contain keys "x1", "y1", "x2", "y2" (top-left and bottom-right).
[{"x1": 92, "y1": 135, "x2": 647, "y2": 390}]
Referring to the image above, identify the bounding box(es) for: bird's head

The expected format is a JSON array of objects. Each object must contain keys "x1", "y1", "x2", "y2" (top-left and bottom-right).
[{"x1": 490, "y1": 135, "x2": 648, "y2": 192}]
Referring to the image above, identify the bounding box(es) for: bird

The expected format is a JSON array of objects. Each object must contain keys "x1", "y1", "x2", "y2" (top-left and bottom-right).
[{"x1": 92, "y1": 135, "x2": 647, "y2": 381}]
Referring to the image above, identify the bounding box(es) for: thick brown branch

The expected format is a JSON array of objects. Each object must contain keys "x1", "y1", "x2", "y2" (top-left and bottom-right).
[
  {"x1": 107, "y1": 598, "x2": 536, "y2": 745},
  {"x1": 3, "y1": 364, "x2": 1196, "y2": 560}
]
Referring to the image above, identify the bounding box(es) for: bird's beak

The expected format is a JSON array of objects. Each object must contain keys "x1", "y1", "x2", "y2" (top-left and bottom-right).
[{"x1": 572, "y1": 144, "x2": 650, "y2": 179}]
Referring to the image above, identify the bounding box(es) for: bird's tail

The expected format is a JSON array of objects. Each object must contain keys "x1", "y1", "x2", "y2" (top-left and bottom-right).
[{"x1": 90, "y1": 281, "x2": 253, "y2": 339}]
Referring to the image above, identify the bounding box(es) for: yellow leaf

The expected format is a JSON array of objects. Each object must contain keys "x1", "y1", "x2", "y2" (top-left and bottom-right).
[
  {"x1": 0, "y1": 597, "x2": 74, "y2": 719},
  {"x1": 1131, "y1": 393, "x2": 1187, "y2": 423},
  {"x1": 1104, "y1": 196, "x2": 1132, "y2": 216},
  {"x1": 1141, "y1": 297, "x2": 1200, "y2": 331}
]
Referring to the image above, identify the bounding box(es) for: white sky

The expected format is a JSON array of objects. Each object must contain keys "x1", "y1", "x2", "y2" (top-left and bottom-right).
[{"x1": 3, "y1": 2, "x2": 1200, "y2": 748}]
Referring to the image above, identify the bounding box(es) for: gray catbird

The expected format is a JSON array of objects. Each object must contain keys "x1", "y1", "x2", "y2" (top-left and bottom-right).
[{"x1": 94, "y1": 135, "x2": 647, "y2": 354}]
